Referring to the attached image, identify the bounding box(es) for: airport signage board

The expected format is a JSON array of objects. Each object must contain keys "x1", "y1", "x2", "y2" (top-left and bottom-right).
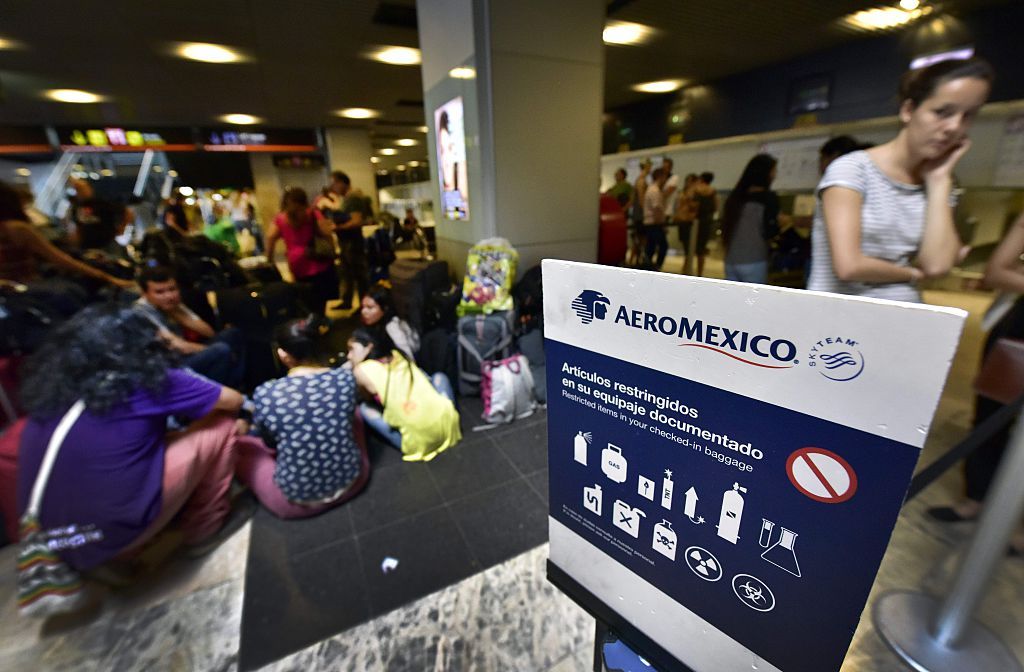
[
  {"x1": 200, "y1": 128, "x2": 319, "y2": 152},
  {"x1": 544, "y1": 261, "x2": 965, "y2": 672},
  {"x1": 56, "y1": 126, "x2": 195, "y2": 152},
  {"x1": 0, "y1": 126, "x2": 53, "y2": 154}
]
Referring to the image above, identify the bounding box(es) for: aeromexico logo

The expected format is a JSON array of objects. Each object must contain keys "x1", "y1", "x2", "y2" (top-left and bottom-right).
[{"x1": 570, "y1": 290, "x2": 797, "y2": 369}]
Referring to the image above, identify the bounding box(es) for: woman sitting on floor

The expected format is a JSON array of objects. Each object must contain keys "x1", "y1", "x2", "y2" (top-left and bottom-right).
[
  {"x1": 17, "y1": 304, "x2": 251, "y2": 580},
  {"x1": 240, "y1": 319, "x2": 369, "y2": 518},
  {"x1": 360, "y1": 283, "x2": 420, "y2": 362},
  {"x1": 347, "y1": 328, "x2": 460, "y2": 462}
]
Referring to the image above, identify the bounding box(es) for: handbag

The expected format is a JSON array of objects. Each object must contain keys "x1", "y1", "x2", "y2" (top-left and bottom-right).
[
  {"x1": 17, "y1": 400, "x2": 89, "y2": 618},
  {"x1": 476, "y1": 354, "x2": 536, "y2": 428},
  {"x1": 974, "y1": 338, "x2": 1024, "y2": 405},
  {"x1": 304, "y1": 211, "x2": 336, "y2": 262}
]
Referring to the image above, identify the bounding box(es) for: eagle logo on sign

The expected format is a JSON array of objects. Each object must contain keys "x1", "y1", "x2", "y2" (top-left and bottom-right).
[{"x1": 571, "y1": 290, "x2": 611, "y2": 325}]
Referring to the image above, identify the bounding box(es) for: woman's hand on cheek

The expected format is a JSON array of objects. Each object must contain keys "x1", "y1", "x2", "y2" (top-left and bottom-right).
[{"x1": 922, "y1": 138, "x2": 971, "y2": 186}]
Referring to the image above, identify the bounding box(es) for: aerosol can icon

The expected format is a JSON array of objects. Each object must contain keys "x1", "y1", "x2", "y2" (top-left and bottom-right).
[{"x1": 716, "y1": 482, "x2": 747, "y2": 544}]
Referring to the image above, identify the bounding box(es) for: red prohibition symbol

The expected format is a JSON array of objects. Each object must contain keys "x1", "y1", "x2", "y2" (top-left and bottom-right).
[{"x1": 786, "y1": 447, "x2": 858, "y2": 504}]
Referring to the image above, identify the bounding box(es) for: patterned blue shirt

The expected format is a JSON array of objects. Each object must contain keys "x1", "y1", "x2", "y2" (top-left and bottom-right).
[{"x1": 253, "y1": 368, "x2": 361, "y2": 502}]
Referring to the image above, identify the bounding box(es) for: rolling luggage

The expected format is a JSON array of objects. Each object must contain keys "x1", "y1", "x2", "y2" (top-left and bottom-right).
[
  {"x1": 457, "y1": 311, "x2": 514, "y2": 396},
  {"x1": 389, "y1": 259, "x2": 449, "y2": 331},
  {"x1": 215, "y1": 282, "x2": 299, "y2": 333}
]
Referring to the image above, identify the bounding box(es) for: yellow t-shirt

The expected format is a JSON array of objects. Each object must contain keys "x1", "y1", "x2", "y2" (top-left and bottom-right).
[{"x1": 358, "y1": 353, "x2": 461, "y2": 461}]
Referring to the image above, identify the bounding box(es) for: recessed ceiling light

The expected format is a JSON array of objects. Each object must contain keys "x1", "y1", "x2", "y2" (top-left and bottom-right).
[
  {"x1": 175, "y1": 42, "x2": 244, "y2": 63},
  {"x1": 219, "y1": 113, "x2": 262, "y2": 125},
  {"x1": 900, "y1": 0, "x2": 920, "y2": 10},
  {"x1": 152, "y1": 165, "x2": 164, "y2": 173},
  {"x1": 366, "y1": 46, "x2": 421, "y2": 66},
  {"x1": 603, "y1": 21, "x2": 655, "y2": 46},
  {"x1": 377, "y1": 169, "x2": 388, "y2": 175},
  {"x1": 212, "y1": 193, "x2": 224, "y2": 201},
  {"x1": 15, "y1": 168, "x2": 30, "y2": 177},
  {"x1": 178, "y1": 186, "x2": 194, "y2": 196},
  {"x1": 99, "y1": 168, "x2": 114, "y2": 177},
  {"x1": 370, "y1": 157, "x2": 380, "y2": 163},
  {"x1": 408, "y1": 161, "x2": 420, "y2": 167},
  {"x1": 449, "y1": 66, "x2": 476, "y2": 79},
  {"x1": 0, "y1": 38, "x2": 23, "y2": 50},
  {"x1": 843, "y1": 6, "x2": 928, "y2": 32},
  {"x1": 45, "y1": 88, "x2": 105, "y2": 103},
  {"x1": 379, "y1": 148, "x2": 398, "y2": 155},
  {"x1": 336, "y1": 107, "x2": 381, "y2": 119},
  {"x1": 396, "y1": 165, "x2": 406, "y2": 171},
  {"x1": 185, "y1": 197, "x2": 196, "y2": 205},
  {"x1": 88, "y1": 172, "x2": 100, "y2": 180},
  {"x1": 168, "y1": 170, "x2": 179, "y2": 178},
  {"x1": 396, "y1": 138, "x2": 418, "y2": 146},
  {"x1": 631, "y1": 79, "x2": 685, "y2": 94},
  {"x1": 417, "y1": 126, "x2": 429, "y2": 133}
]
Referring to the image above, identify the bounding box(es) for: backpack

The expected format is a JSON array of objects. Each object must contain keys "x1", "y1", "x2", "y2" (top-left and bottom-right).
[
  {"x1": 457, "y1": 312, "x2": 514, "y2": 396},
  {"x1": 457, "y1": 238, "x2": 518, "y2": 316},
  {"x1": 512, "y1": 264, "x2": 543, "y2": 335},
  {"x1": 366, "y1": 227, "x2": 396, "y2": 282},
  {"x1": 478, "y1": 354, "x2": 537, "y2": 427}
]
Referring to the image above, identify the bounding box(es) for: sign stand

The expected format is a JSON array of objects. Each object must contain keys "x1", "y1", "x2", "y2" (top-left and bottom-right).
[{"x1": 873, "y1": 415, "x2": 1024, "y2": 672}]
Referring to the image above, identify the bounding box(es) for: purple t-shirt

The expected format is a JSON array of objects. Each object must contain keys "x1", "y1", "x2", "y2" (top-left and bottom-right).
[{"x1": 17, "y1": 369, "x2": 221, "y2": 570}]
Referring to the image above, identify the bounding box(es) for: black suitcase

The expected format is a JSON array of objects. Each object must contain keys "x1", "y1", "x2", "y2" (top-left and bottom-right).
[
  {"x1": 389, "y1": 259, "x2": 449, "y2": 331},
  {"x1": 244, "y1": 262, "x2": 284, "y2": 286},
  {"x1": 215, "y1": 282, "x2": 299, "y2": 333}
]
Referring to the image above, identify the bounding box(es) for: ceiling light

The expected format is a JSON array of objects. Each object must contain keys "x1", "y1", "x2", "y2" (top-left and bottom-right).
[
  {"x1": 219, "y1": 113, "x2": 262, "y2": 125},
  {"x1": 843, "y1": 6, "x2": 926, "y2": 32},
  {"x1": 185, "y1": 197, "x2": 196, "y2": 206},
  {"x1": 370, "y1": 157, "x2": 380, "y2": 163},
  {"x1": 178, "y1": 186, "x2": 194, "y2": 196},
  {"x1": 152, "y1": 165, "x2": 164, "y2": 173},
  {"x1": 417, "y1": 126, "x2": 429, "y2": 133},
  {"x1": 631, "y1": 79, "x2": 685, "y2": 94},
  {"x1": 15, "y1": 168, "x2": 30, "y2": 177},
  {"x1": 212, "y1": 193, "x2": 224, "y2": 201},
  {"x1": 175, "y1": 42, "x2": 244, "y2": 63},
  {"x1": 396, "y1": 165, "x2": 406, "y2": 171},
  {"x1": 0, "y1": 38, "x2": 23, "y2": 50},
  {"x1": 377, "y1": 169, "x2": 388, "y2": 175},
  {"x1": 900, "y1": 0, "x2": 920, "y2": 10},
  {"x1": 396, "y1": 138, "x2": 418, "y2": 146},
  {"x1": 336, "y1": 107, "x2": 381, "y2": 119},
  {"x1": 603, "y1": 21, "x2": 655, "y2": 46},
  {"x1": 99, "y1": 168, "x2": 113, "y2": 177},
  {"x1": 88, "y1": 172, "x2": 100, "y2": 180},
  {"x1": 379, "y1": 148, "x2": 398, "y2": 156},
  {"x1": 45, "y1": 88, "x2": 105, "y2": 103},
  {"x1": 449, "y1": 66, "x2": 476, "y2": 79},
  {"x1": 168, "y1": 169, "x2": 179, "y2": 178},
  {"x1": 367, "y1": 46, "x2": 421, "y2": 66},
  {"x1": 408, "y1": 161, "x2": 420, "y2": 167}
]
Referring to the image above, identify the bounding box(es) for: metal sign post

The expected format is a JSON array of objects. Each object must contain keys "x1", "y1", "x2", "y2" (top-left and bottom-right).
[{"x1": 874, "y1": 413, "x2": 1024, "y2": 672}]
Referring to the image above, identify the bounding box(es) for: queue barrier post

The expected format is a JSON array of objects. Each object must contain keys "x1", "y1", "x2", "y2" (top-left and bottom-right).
[{"x1": 873, "y1": 413, "x2": 1024, "y2": 671}]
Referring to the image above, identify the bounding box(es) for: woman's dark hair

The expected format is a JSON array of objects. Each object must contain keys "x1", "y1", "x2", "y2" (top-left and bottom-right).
[
  {"x1": 439, "y1": 111, "x2": 450, "y2": 134},
  {"x1": 820, "y1": 135, "x2": 861, "y2": 160},
  {"x1": 349, "y1": 327, "x2": 392, "y2": 361},
  {"x1": 363, "y1": 283, "x2": 397, "y2": 325},
  {"x1": 0, "y1": 180, "x2": 29, "y2": 222},
  {"x1": 721, "y1": 154, "x2": 778, "y2": 248},
  {"x1": 281, "y1": 187, "x2": 309, "y2": 226},
  {"x1": 21, "y1": 303, "x2": 177, "y2": 417},
  {"x1": 899, "y1": 57, "x2": 994, "y2": 108},
  {"x1": 275, "y1": 318, "x2": 320, "y2": 363}
]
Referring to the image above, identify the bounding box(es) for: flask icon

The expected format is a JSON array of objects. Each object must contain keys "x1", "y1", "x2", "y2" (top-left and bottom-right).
[
  {"x1": 760, "y1": 518, "x2": 802, "y2": 578},
  {"x1": 574, "y1": 431, "x2": 592, "y2": 465}
]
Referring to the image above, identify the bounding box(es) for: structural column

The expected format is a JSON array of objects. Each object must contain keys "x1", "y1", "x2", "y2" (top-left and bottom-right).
[
  {"x1": 324, "y1": 128, "x2": 379, "y2": 209},
  {"x1": 417, "y1": 0, "x2": 605, "y2": 276}
]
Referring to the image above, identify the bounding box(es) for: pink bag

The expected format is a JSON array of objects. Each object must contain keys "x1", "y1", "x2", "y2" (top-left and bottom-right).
[{"x1": 479, "y1": 354, "x2": 537, "y2": 427}]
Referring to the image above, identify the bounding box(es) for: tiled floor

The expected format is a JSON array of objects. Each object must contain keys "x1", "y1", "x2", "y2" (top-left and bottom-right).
[{"x1": 238, "y1": 398, "x2": 551, "y2": 671}]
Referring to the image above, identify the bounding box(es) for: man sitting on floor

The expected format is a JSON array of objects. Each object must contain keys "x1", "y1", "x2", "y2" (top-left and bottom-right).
[{"x1": 135, "y1": 265, "x2": 245, "y2": 388}]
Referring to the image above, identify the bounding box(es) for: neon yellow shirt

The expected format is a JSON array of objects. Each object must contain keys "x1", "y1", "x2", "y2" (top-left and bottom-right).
[{"x1": 358, "y1": 353, "x2": 461, "y2": 461}]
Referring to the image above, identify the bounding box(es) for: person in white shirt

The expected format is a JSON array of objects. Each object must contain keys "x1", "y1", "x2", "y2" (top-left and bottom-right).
[{"x1": 643, "y1": 167, "x2": 669, "y2": 270}]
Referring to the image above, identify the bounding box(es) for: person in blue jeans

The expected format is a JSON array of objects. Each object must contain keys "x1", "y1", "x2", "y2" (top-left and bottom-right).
[
  {"x1": 135, "y1": 265, "x2": 246, "y2": 388},
  {"x1": 345, "y1": 328, "x2": 460, "y2": 460},
  {"x1": 721, "y1": 154, "x2": 783, "y2": 285}
]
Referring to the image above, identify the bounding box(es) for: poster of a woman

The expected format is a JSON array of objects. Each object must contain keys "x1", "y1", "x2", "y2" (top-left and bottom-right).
[{"x1": 434, "y1": 97, "x2": 469, "y2": 220}]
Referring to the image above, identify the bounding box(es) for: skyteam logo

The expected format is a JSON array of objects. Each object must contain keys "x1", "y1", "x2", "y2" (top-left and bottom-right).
[
  {"x1": 807, "y1": 336, "x2": 865, "y2": 382},
  {"x1": 571, "y1": 290, "x2": 611, "y2": 324}
]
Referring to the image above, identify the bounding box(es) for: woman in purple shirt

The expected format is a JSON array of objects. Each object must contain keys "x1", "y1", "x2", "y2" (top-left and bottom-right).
[{"x1": 17, "y1": 304, "x2": 249, "y2": 572}]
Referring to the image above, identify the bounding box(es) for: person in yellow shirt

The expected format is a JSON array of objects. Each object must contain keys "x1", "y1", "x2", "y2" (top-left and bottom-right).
[{"x1": 347, "y1": 328, "x2": 461, "y2": 461}]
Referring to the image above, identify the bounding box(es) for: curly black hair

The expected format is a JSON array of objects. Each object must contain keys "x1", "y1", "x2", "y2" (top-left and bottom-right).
[{"x1": 21, "y1": 303, "x2": 178, "y2": 417}]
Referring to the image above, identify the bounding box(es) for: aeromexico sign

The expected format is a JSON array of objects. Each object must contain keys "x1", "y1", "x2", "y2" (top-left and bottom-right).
[{"x1": 571, "y1": 289, "x2": 798, "y2": 369}]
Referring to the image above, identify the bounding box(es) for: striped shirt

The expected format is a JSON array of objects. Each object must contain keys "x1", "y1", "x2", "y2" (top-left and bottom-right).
[{"x1": 808, "y1": 151, "x2": 943, "y2": 303}]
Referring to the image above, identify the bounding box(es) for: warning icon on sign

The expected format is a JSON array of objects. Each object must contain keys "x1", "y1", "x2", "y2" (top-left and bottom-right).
[{"x1": 786, "y1": 447, "x2": 857, "y2": 504}]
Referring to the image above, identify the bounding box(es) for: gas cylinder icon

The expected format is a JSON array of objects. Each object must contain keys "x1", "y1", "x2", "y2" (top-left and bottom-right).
[
  {"x1": 716, "y1": 482, "x2": 747, "y2": 544},
  {"x1": 574, "y1": 431, "x2": 592, "y2": 465}
]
